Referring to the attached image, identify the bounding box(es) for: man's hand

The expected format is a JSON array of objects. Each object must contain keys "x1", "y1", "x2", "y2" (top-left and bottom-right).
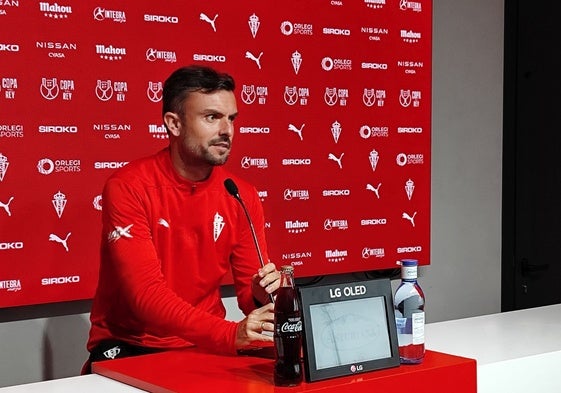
[
  {"x1": 235, "y1": 302, "x2": 275, "y2": 349},
  {"x1": 251, "y1": 262, "x2": 280, "y2": 305}
]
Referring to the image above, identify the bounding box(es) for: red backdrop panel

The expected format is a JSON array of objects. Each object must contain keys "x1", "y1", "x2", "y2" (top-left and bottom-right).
[{"x1": 0, "y1": 0, "x2": 432, "y2": 307}]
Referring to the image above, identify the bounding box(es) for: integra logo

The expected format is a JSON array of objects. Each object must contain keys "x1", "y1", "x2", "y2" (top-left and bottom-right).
[{"x1": 41, "y1": 276, "x2": 80, "y2": 285}]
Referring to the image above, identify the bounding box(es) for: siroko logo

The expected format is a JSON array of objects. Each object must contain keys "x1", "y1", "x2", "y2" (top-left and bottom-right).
[
  {"x1": 0, "y1": 241, "x2": 24, "y2": 250},
  {"x1": 282, "y1": 158, "x2": 311, "y2": 166},
  {"x1": 322, "y1": 27, "x2": 351, "y2": 36},
  {"x1": 41, "y1": 276, "x2": 80, "y2": 285},
  {"x1": 397, "y1": 245, "x2": 422, "y2": 253},
  {"x1": 239, "y1": 126, "x2": 270, "y2": 134},
  {"x1": 38, "y1": 125, "x2": 78, "y2": 133},
  {"x1": 322, "y1": 189, "x2": 350, "y2": 197},
  {"x1": 0, "y1": 44, "x2": 20, "y2": 52},
  {"x1": 94, "y1": 161, "x2": 128, "y2": 169},
  {"x1": 144, "y1": 14, "x2": 179, "y2": 24},
  {"x1": 193, "y1": 54, "x2": 226, "y2": 63}
]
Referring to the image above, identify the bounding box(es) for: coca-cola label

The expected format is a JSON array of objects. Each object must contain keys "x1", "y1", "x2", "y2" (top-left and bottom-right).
[{"x1": 281, "y1": 320, "x2": 302, "y2": 333}]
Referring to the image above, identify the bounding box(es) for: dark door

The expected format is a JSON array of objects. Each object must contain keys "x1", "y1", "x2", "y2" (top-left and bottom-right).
[{"x1": 503, "y1": 1, "x2": 561, "y2": 310}]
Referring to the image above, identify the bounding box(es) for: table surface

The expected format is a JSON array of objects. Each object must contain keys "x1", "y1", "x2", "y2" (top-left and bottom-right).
[
  {"x1": 2, "y1": 303, "x2": 561, "y2": 392},
  {"x1": 425, "y1": 303, "x2": 561, "y2": 364}
]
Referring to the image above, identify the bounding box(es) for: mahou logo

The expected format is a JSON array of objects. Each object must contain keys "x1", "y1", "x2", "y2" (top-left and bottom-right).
[
  {"x1": 364, "y1": 0, "x2": 386, "y2": 9},
  {"x1": 40, "y1": 2, "x2": 72, "y2": 18}
]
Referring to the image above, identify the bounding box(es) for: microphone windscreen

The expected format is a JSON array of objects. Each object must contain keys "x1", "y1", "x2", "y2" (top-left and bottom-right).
[{"x1": 224, "y1": 178, "x2": 239, "y2": 197}]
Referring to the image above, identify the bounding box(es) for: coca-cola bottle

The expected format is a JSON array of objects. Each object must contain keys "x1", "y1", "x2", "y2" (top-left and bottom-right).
[
  {"x1": 274, "y1": 265, "x2": 303, "y2": 386},
  {"x1": 394, "y1": 259, "x2": 425, "y2": 364}
]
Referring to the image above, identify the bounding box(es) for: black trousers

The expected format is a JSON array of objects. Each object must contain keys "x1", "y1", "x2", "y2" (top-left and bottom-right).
[{"x1": 82, "y1": 340, "x2": 163, "y2": 374}]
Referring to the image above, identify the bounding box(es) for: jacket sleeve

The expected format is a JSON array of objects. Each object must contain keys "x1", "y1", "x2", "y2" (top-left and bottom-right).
[{"x1": 100, "y1": 176, "x2": 239, "y2": 354}]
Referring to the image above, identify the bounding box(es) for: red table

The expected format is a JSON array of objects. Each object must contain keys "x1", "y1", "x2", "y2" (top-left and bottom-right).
[{"x1": 93, "y1": 348, "x2": 476, "y2": 393}]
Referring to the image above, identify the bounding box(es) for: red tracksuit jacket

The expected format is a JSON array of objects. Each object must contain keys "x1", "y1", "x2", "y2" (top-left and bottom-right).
[{"x1": 87, "y1": 148, "x2": 268, "y2": 355}]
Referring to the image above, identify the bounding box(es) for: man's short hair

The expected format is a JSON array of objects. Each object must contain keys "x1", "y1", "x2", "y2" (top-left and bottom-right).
[{"x1": 162, "y1": 65, "x2": 235, "y2": 118}]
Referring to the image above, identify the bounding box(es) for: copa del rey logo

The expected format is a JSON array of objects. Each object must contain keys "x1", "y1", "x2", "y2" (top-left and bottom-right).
[
  {"x1": 40, "y1": 77, "x2": 75, "y2": 100},
  {"x1": 95, "y1": 80, "x2": 128, "y2": 102},
  {"x1": 147, "y1": 81, "x2": 163, "y2": 103}
]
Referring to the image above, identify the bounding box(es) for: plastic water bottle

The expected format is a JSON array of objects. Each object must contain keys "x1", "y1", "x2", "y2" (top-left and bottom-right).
[{"x1": 394, "y1": 259, "x2": 425, "y2": 364}]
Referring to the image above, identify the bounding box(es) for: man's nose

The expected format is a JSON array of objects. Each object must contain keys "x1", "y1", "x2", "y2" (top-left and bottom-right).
[{"x1": 219, "y1": 118, "x2": 234, "y2": 136}]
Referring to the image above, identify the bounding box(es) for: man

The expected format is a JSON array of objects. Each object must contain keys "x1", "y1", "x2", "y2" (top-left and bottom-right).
[{"x1": 84, "y1": 65, "x2": 279, "y2": 372}]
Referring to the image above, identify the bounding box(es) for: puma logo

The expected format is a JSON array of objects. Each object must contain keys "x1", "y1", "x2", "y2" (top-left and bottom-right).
[
  {"x1": 245, "y1": 51, "x2": 263, "y2": 69},
  {"x1": 328, "y1": 153, "x2": 344, "y2": 169},
  {"x1": 200, "y1": 13, "x2": 218, "y2": 32},
  {"x1": 402, "y1": 212, "x2": 417, "y2": 227},
  {"x1": 288, "y1": 123, "x2": 305, "y2": 141},
  {"x1": 49, "y1": 232, "x2": 71, "y2": 252},
  {"x1": 0, "y1": 196, "x2": 14, "y2": 216},
  {"x1": 366, "y1": 183, "x2": 382, "y2": 199}
]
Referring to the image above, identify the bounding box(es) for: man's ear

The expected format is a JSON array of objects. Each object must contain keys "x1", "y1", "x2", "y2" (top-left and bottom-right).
[{"x1": 163, "y1": 112, "x2": 181, "y2": 137}]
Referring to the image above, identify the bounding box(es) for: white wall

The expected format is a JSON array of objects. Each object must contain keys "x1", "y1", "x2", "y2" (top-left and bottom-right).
[{"x1": 0, "y1": 0, "x2": 504, "y2": 387}]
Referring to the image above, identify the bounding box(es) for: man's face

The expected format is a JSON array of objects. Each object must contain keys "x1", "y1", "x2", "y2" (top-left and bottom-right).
[{"x1": 174, "y1": 90, "x2": 238, "y2": 169}]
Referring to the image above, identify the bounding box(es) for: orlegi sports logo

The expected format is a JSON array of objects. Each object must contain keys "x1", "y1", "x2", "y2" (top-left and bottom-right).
[
  {"x1": 0, "y1": 124, "x2": 24, "y2": 138},
  {"x1": 37, "y1": 158, "x2": 81, "y2": 174}
]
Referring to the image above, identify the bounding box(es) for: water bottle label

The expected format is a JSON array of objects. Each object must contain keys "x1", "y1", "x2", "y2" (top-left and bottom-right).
[
  {"x1": 411, "y1": 312, "x2": 425, "y2": 344},
  {"x1": 402, "y1": 265, "x2": 417, "y2": 280},
  {"x1": 395, "y1": 317, "x2": 407, "y2": 333}
]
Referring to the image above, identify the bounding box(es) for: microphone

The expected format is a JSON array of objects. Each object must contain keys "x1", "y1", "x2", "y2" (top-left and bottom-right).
[{"x1": 224, "y1": 178, "x2": 274, "y2": 303}]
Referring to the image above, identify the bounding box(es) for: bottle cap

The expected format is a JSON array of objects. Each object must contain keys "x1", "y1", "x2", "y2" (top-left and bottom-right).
[
  {"x1": 401, "y1": 259, "x2": 419, "y2": 267},
  {"x1": 281, "y1": 265, "x2": 294, "y2": 273}
]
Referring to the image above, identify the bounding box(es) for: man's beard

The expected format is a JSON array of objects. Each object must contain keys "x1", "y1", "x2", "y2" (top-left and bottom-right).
[{"x1": 204, "y1": 136, "x2": 231, "y2": 166}]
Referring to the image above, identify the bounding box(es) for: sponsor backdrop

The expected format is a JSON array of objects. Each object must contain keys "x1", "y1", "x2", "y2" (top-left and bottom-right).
[{"x1": 0, "y1": 0, "x2": 431, "y2": 307}]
